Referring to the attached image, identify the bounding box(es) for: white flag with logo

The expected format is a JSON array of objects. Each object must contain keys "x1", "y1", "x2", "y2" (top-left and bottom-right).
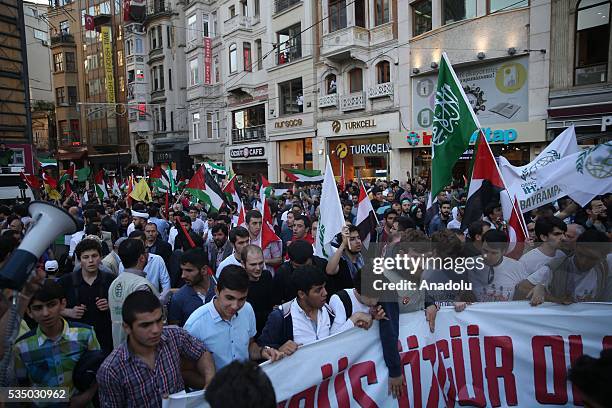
[
  {"x1": 499, "y1": 126, "x2": 580, "y2": 211},
  {"x1": 314, "y1": 156, "x2": 345, "y2": 259},
  {"x1": 535, "y1": 141, "x2": 612, "y2": 207}
]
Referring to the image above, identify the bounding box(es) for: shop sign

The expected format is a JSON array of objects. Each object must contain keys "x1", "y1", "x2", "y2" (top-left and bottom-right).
[
  {"x1": 335, "y1": 142, "x2": 390, "y2": 156},
  {"x1": 407, "y1": 127, "x2": 518, "y2": 146},
  {"x1": 230, "y1": 146, "x2": 265, "y2": 159},
  {"x1": 602, "y1": 115, "x2": 612, "y2": 132},
  {"x1": 154, "y1": 151, "x2": 173, "y2": 162},
  {"x1": 274, "y1": 118, "x2": 303, "y2": 129},
  {"x1": 332, "y1": 119, "x2": 377, "y2": 133}
]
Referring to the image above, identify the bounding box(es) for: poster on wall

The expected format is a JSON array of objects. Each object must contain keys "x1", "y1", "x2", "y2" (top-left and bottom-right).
[{"x1": 412, "y1": 56, "x2": 529, "y2": 129}]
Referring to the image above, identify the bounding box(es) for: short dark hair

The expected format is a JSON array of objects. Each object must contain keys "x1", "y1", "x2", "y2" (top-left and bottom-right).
[
  {"x1": 467, "y1": 220, "x2": 491, "y2": 241},
  {"x1": 293, "y1": 214, "x2": 311, "y2": 228},
  {"x1": 75, "y1": 238, "x2": 102, "y2": 260},
  {"x1": 180, "y1": 216, "x2": 192, "y2": 225},
  {"x1": 484, "y1": 202, "x2": 501, "y2": 217},
  {"x1": 577, "y1": 229, "x2": 609, "y2": 244},
  {"x1": 384, "y1": 209, "x2": 398, "y2": 219},
  {"x1": 118, "y1": 239, "x2": 146, "y2": 268},
  {"x1": 0, "y1": 234, "x2": 16, "y2": 263},
  {"x1": 482, "y1": 229, "x2": 509, "y2": 251},
  {"x1": 287, "y1": 239, "x2": 313, "y2": 264},
  {"x1": 292, "y1": 264, "x2": 326, "y2": 295},
  {"x1": 84, "y1": 223, "x2": 100, "y2": 236},
  {"x1": 246, "y1": 209, "x2": 262, "y2": 223},
  {"x1": 211, "y1": 223, "x2": 228, "y2": 236},
  {"x1": 128, "y1": 230, "x2": 146, "y2": 240},
  {"x1": 229, "y1": 226, "x2": 249, "y2": 244},
  {"x1": 180, "y1": 248, "x2": 208, "y2": 269},
  {"x1": 122, "y1": 290, "x2": 162, "y2": 327},
  {"x1": 568, "y1": 349, "x2": 612, "y2": 408},
  {"x1": 83, "y1": 209, "x2": 98, "y2": 221},
  {"x1": 30, "y1": 279, "x2": 65, "y2": 305},
  {"x1": 588, "y1": 196, "x2": 604, "y2": 209},
  {"x1": 534, "y1": 216, "x2": 567, "y2": 242},
  {"x1": 347, "y1": 224, "x2": 359, "y2": 235},
  {"x1": 0, "y1": 205, "x2": 11, "y2": 216},
  {"x1": 205, "y1": 361, "x2": 276, "y2": 408},
  {"x1": 395, "y1": 216, "x2": 415, "y2": 231},
  {"x1": 217, "y1": 265, "x2": 250, "y2": 293}
]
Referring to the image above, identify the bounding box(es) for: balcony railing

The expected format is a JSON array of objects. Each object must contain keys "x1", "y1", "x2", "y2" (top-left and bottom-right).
[
  {"x1": 231, "y1": 125, "x2": 265, "y2": 143},
  {"x1": 318, "y1": 93, "x2": 338, "y2": 108},
  {"x1": 50, "y1": 33, "x2": 74, "y2": 45},
  {"x1": 147, "y1": 2, "x2": 172, "y2": 17},
  {"x1": 274, "y1": 0, "x2": 300, "y2": 14},
  {"x1": 367, "y1": 82, "x2": 393, "y2": 99},
  {"x1": 340, "y1": 92, "x2": 365, "y2": 111},
  {"x1": 224, "y1": 15, "x2": 251, "y2": 33}
]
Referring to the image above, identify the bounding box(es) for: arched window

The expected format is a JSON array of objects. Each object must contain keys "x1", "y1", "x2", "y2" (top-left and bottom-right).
[
  {"x1": 229, "y1": 43, "x2": 237, "y2": 74},
  {"x1": 348, "y1": 68, "x2": 363, "y2": 93},
  {"x1": 575, "y1": 0, "x2": 610, "y2": 85},
  {"x1": 326, "y1": 74, "x2": 337, "y2": 94},
  {"x1": 376, "y1": 61, "x2": 390, "y2": 84}
]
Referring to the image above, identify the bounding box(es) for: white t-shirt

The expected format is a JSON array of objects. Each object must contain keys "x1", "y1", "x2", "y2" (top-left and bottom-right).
[
  {"x1": 215, "y1": 254, "x2": 241, "y2": 278},
  {"x1": 447, "y1": 219, "x2": 462, "y2": 230},
  {"x1": 329, "y1": 289, "x2": 370, "y2": 335},
  {"x1": 470, "y1": 256, "x2": 528, "y2": 302},
  {"x1": 290, "y1": 300, "x2": 331, "y2": 345},
  {"x1": 519, "y1": 247, "x2": 565, "y2": 275},
  {"x1": 168, "y1": 227, "x2": 178, "y2": 249}
]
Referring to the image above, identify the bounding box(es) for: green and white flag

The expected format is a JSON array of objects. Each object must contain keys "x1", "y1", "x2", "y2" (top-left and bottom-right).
[
  {"x1": 429, "y1": 52, "x2": 480, "y2": 207},
  {"x1": 205, "y1": 161, "x2": 227, "y2": 176},
  {"x1": 314, "y1": 156, "x2": 345, "y2": 260}
]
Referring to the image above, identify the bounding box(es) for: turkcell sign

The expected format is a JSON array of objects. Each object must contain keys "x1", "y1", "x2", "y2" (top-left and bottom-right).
[{"x1": 350, "y1": 143, "x2": 390, "y2": 154}]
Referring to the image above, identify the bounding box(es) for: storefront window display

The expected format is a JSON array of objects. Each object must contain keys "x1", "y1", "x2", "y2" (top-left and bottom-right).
[
  {"x1": 328, "y1": 136, "x2": 389, "y2": 181},
  {"x1": 279, "y1": 139, "x2": 313, "y2": 181}
]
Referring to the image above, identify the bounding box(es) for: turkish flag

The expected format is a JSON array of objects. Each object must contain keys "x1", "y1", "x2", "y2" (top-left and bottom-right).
[
  {"x1": 123, "y1": 0, "x2": 131, "y2": 22},
  {"x1": 84, "y1": 14, "x2": 95, "y2": 31}
]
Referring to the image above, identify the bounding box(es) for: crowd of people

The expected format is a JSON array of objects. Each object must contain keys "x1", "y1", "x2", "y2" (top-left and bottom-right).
[{"x1": 0, "y1": 176, "x2": 610, "y2": 407}]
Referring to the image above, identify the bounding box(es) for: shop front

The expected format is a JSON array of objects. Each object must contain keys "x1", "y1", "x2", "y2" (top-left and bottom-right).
[
  {"x1": 152, "y1": 143, "x2": 193, "y2": 179},
  {"x1": 269, "y1": 113, "x2": 316, "y2": 182},
  {"x1": 392, "y1": 120, "x2": 547, "y2": 183},
  {"x1": 227, "y1": 142, "x2": 269, "y2": 184},
  {"x1": 318, "y1": 112, "x2": 398, "y2": 182}
]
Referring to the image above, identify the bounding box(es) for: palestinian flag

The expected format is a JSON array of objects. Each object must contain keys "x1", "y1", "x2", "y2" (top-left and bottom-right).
[
  {"x1": 20, "y1": 172, "x2": 41, "y2": 190},
  {"x1": 223, "y1": 175, "x2": 245, "y2": 226},
  {"x1": 110, "y1": 177, "x2": 122, "y2": 197},
  {"x1": 42, "y1": 171, "x2": 58, "y2": 189},
  {"x1": 177, "y1": 178, "x2": 187, "y2": 191},
  {"x1": 94, "y1": 169, "x2": 108, "y2": 199},
  {"x1": 150, "y1": 166, "x2": 177, "y2": 194},
  {"x1": 39, "y1": 158, "x2": 57, "y2": 168},
  {"x1": 185, "y1": 166, "x2": 228, "y2": 212},
  {"x1": 356, "y1": 180, "x2": 377, "y2": 249},
  {"x1": 258, "y1": 176, "x2": 274, "y2": 225},
  {"x1": 283, "y1": 168, "x2": 323, "y2": 184},
  {"x1": 461, "y1": 133, "x2": 511, "y2": 231},
  {"x1": 59, "y1": 164, "x2": 75, "y2": 196},
  {"x1": 76, "y1": 167, "x2": 92, "y2": 182}
]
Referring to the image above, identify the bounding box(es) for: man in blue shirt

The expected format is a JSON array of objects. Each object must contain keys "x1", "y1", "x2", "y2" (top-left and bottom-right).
[
  {"x1": 148, "y1": 206, "x2": 169, "y2": 241},
  {"x1": 168, "y1": 249, "x2": 216, "y2": 326},
  {"x1": 184, "y1": 265, "x2": 283, "y2": 369}
]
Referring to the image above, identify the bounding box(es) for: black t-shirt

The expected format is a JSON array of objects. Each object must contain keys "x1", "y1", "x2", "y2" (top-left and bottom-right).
[
  {"x1": 247, "y1": 270, "x2": 275, "y2": 338},
  {"x1": 273, "y1": 257, "x2": 328, "y2": 304},
  {"x1": 58, "y1": 270, "x2": 114, "y2": 352},
  {"x1": 326, "y1": 258, "x2": 355, "y2": 299}
]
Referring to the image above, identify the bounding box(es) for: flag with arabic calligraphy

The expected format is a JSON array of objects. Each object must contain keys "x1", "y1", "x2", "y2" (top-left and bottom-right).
[{"x1": 429, "y1": 52, "x2": 479, "y2": 206}]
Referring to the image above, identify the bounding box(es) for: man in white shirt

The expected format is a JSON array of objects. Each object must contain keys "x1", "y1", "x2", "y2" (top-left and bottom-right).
[
  {"x1": 216, "y1": 226, "x2": 250, "y2": 278},
  {"x1": 188, "y1": 207, "x2": 206, "y2": 236},
  {"x1": 447, "y1": 205, "x2": 465, "y2": 231},
  {"x1": 127, "y1": 208, "x2": 149, "y2": 236},
  {"x1": 519, "y1": 216, "x2": 567, "y2": 274},
  {"x1": 469, "y1": 229, "x2": 528, "y2": 302}
]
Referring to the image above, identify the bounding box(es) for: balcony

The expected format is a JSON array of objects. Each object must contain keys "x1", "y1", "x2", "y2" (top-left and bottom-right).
[
  {"x1": 224, "y1": 15, "x2": 252, "y2": 35},
  {"x1": 318, "y1": 93, "x2": 338, "y2": 108},
  {"x1": 274, "y1": 0, "x2": 300, "y2": 14},
  {"x1": 231, "y1": 125, "x2": 265, "y2": 144},
  {"x1": 276, "y1": 47, "x2": 301, "y2": 66},
  {"x1": 340, "y1": 92, "x2": 365, "y2": 111},
  {"x1": 50, "y1": 34, "x2": 74, "y2": 46},
  {"x1": 146, "y1": 3, "x2": 173, "y2": 20},
  {"x1": 367, "y1": 82, "x2": 393, "y2": 99},
  {"x1": 321, "y1": 26, "x2": 369, "y2": 60},
  {"x1": 187, "y1": 84, "x2": 222, "y2": 101}
]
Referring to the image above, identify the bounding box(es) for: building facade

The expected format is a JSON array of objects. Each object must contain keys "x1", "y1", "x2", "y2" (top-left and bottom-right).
[{"x1": 394, "y1": 0, "x2": 551, "y2": 182}]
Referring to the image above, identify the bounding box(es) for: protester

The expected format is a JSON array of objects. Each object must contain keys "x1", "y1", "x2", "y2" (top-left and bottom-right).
[
  {"x1": 204, "y1": 223, "x2": 232, "y2": 272},
  {"x1": 216, "y1": 226, "x2": 250, "y2": 278},
  {"x1": 144, "y1": 222, "x2": 172, "y2": 267},
  {"x1": 519, "y1": 216, "x2": 567, "y2": 274},
  {"x1": 205, "y1": 361, "x2": 277, "y2": 408},
  {"x1": 240, "y1": 245, "x2": 275, "y2": 336},
  {"x1": 325, "y1": 225, "x2": 364, "y2": 297}
]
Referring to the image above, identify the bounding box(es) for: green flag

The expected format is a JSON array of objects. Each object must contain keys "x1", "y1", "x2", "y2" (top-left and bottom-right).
[
  {"x1": 430, "y1": 53, "x2": 480, "y2": 205},
  {"x1": 76, "y1": 167, "x2": 91, "y2": 182}
]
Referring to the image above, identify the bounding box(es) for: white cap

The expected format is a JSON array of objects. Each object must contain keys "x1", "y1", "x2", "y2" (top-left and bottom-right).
[{"x1": 45, "y1": 260, "x2": 59, "y2": 272}]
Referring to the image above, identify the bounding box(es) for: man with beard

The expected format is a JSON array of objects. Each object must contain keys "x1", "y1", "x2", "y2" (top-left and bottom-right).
[
  {"x1": 205, "y1": 224, "x2": 233, "y2": 272},
  {"x1": 144, "y1": 222, "x2": 172, "y2": 267},
  {"x1": 241, "y1": 245, "x2": 274, "y2": 337},
  {"x1": 428, "y1": 201, "x2": 452, "y2": 234},
  {"x1": 127, "y1": 206, "x2": 149, "y2": 235},
  {"x1": 168, "y1": 249, "x2": 216, "y2": 326},
  {"x1": 216, "y1": 226, "x2": 251, "y2": 278},
  {"x1": 325, "y1": 225, "x2": 364, "y2": 297},
  {"x1": 584, "y1": 196, "x2": 609, "y2": 234},
  {"x1": 376, "y1": 209, "x2": 398, "y2": 244},
  {"x1": 247, "y1": 210, "x2": 282, "y2": 269}
]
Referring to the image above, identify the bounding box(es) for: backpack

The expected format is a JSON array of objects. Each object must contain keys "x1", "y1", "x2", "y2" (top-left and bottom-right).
[{"x1": 336, "y1": 289, "x2": 353, "y2": 318}]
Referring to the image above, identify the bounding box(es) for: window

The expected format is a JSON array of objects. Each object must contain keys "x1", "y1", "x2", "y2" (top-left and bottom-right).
[
  {"x1": 203, "y1": 14, "x2": 210, "y2": 37},
  {"x1": 168, "y1": 69, "x2": 172, "y2": 90},
  {"x1": 170, "y1": 111, "x2": 174, "y2": 131},
  {"x1": 212, "y1": 12, "x2": 218, "y2": 37},
  {"x1": 85, "y1": 54, "x2": 99, "y2": 72},
  {"x1": 159, "y1": 66, "x2": 165, "y2": 89},
  {"x1": 117, "y1": 50, "x2": 124, "y2": 66},
  {"x1": 329, "y1": 0, "x2": 347, "y2": 32},
  {"x1": 240, "y1": 0, "x2": 248, "y2": 16},
  {"x1": 190, "y1": 58, "x2": 200, "y2": 85},
  {"x1": 575, "y1": 0, "x2": 610, "y2": 85},
  {"x1": 70, "y1": 120, "x2": 80, "y2": 143},
  {"x1": 55, "y1": 87, "x2": 65, "y2": 105},
  {"x1": 229, "y1": 43, "x2": 237, "y2": 73},
  {"x1": 232, "y1": 105, "x2": 265, "y2": 142},
  {"x1": 348, "y1": 68, "x2": 363, "y2": 92},
  {"x1": 374, "y1": 0, "x2": 390, "y2": 26},
  {"x1": 192, "y1": 112, "x2": 200, "y2": 140},
  {"x1": 376, "y1": 61, "x2": 390, "y2": 83},
  {"x1": 159, "y1": 107, "x2": 166, "y2": 131},
  {"x1": 125, "y1": 39, "x2": 133, "y2": 55},
  {"x1": 229, "y1": 5, "x2": 236, "y2": 18},
  {"x1": 53, "y1": 53, "x2": 63, "y2": 72},
  {"x1": 34, "y1": 29, "x2": 47, "y2": 42},
  {"x1": 326, "y1": 74, "x2": 337, "y2": 94},
  {"x1": 167, "y1": 26, "x2": 172, "y2": 48},
  {"x1": 355, "y1": 0, "x2": 366, "y2": 27},
  {"x1": 152, "y1": 66, "x2": 165, "y2": 90},
  {"x1": 277, "y1": 24, "x2": 302, "y2": 65},
  {"x1": 279, "y1": 78, "x2": 303, "y2": 115},
  {"x1": 65, "y1": 52, "x2": 76, "y2": 71},
  {"x1": 59, "y1": 120, "x2": 69, "y2": 145},
  {"x1": 59, "y1": 20, "x2": 69, "y2": 34},
  {"x1": 150, "y1": 26, "x2": 163, "y2": 49},
  {"x1": 67, "y1": 86, "x2": 77, "y2": 105},
  {"x1": 243, "y1": 42, "x2": 252, "y2": 71},
  {"x1": 275, "y1": 0, "x2": 300, "y2": 14},
  {"x1": 254, "y1": 0, "x2": 260, "y2": 16},
  {"x1": 87, "y1": 79, "x2": 102, "y2": 96},
  {"x1": 214, "y1": 56, "x2": 220, "y2": 82},
  {"x1": 207, "y1": 112, "x2": 213, "y2": 139},
  {"x1": 213, "y1": 111, "x2": 220, "y2": 138},
  {"x1": 187, "y1": 15, "x2": 197, "y2": 42},
  {"x1": 412, "y1": 0, "x2": 432, "y2": 36},
  {"x1": 135, "y1": 38, "x2": 143, "y2": 53},
  {"x1": 442, "y1": 0, "x2": 476, "y2": 24},
  {"x1": 255, "y1": 39, "x2": 263, "y2": 70},
  {"x1": 488, "y1": 0, "x2": 528, "y2": 13}
]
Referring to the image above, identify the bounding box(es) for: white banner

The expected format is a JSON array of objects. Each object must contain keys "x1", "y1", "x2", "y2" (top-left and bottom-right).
[
  {"x1": 262, "y1": 302, "x2": 612, "y2": 407},
  {"x1": 499, "y1": 126, "x2": 580, "y2": 212}
]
